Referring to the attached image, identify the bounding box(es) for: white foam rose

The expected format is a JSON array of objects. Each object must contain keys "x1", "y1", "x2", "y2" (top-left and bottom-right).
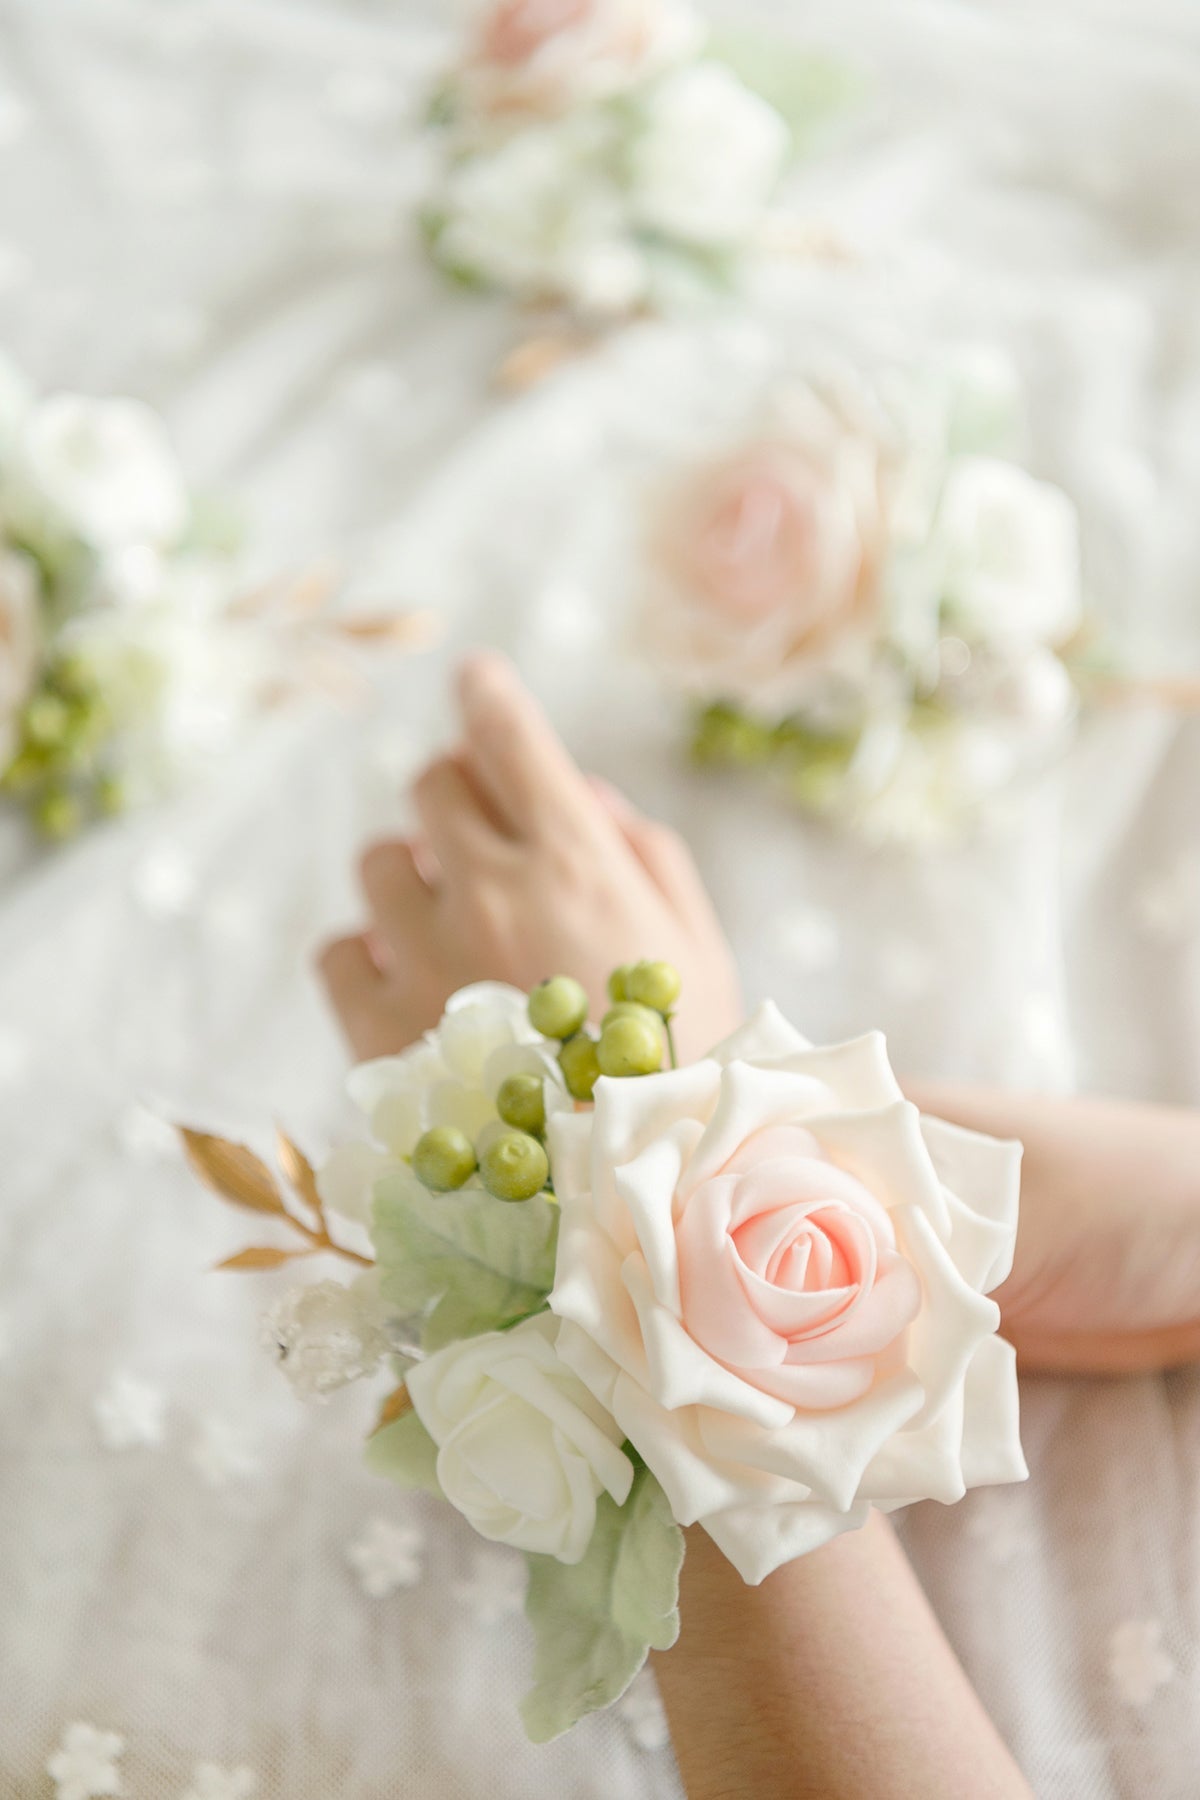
[
  {"x1": 19, "y1": 393, "x2": 189, "y2": 550},
  {"x1": 0, "y1": 550, "x2": 40, "y2": 767},
  {"x1": 629, "y1": 63, "x2": 788, "y2": 249},
  {"x1": 549, "y1": 1004, "x2": 1025, "y2": 1585},
  {"x1": 319, "y1": 982, "x2": 566, "y2": 1224},
  {"x1": 407, "y1": 1312, "x2": 635, "y2": 1562},
  {"x1": 933, "y1": 455, "x2": 1083, "y2": 647},
  {"x1": 459, "y1": 0, "x2": 703, "y2": 120}
]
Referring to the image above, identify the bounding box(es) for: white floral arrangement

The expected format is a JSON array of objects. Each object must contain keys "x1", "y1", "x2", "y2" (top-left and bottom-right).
[
  {"x1": 0, "y1": 353, "x2": 426, "y2": 837},
  {"x1": 181, "y1": 963, "x2": 1025, "y2": 1741},
  {"x1": 420, "y1": 0, "x2": 850, "y2": 320},
  {"x1": 633, "y1": 351, "x2": 1092, "y2": 843}
]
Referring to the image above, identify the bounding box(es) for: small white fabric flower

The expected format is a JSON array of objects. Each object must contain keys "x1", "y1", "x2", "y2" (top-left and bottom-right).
[
  {"x1": 450, "y1": 1544, "x2": 527, "y2": 1625},
  {"x1": 47, "y1": 1723, "x2": 124, "y2": 1800},
  {"x1": 180, "y1": 1763, "x2": 257, "y2": 1800},
  {"x1": 19, "y1": 392, "x2": 188, "y2": 549},
  {"x1": 93, "y1": 1373, "x2": 166, "y2": 1450},
  {"x1": 347, "y1": 1515, "x2": 425, "y2": 1597},
  {"x1": 261, "y1": 1276, "x2": 389, "y2": 1403},
  {"x1": 1108, "y1": 1619, "x2": 1175, "y2": 1708},
  {"x1": 617, "y1": 1670, "x2": 671, "y2": 1752},
  {"x1": 319, "y1": 982, "x2": 564, "y2": 1225}
]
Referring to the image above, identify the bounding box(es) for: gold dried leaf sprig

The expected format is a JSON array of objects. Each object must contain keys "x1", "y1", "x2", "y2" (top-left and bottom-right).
[{"x1": 178, "y1": 1126, "x2": 374, "y2": 1272}]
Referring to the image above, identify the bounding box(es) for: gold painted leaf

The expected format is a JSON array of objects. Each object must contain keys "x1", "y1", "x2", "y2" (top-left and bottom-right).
[
  {"x1": 179, "y1": 1127, "x2": 286, "y2": 1215},
  {"x1": 276, "y1": 1127, "x2": 322, "y2": 1217},
  {"x1": 214, "y1": 1245, "x2": 309, "y2": 1271},
  {"x1": 332, "y1": 609, "x2": 439, "y2": 647},
  {"x1": 371, "y1": 1384, "x2": 413, "y2": 1435}
]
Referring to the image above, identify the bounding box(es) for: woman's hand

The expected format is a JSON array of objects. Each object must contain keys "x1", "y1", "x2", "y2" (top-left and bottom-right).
[{"x1": 319, "y1": 650, "x2": 743, "y2": 1062}]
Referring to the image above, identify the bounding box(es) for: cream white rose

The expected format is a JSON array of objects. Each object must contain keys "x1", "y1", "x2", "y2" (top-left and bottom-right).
[
  {"x1": 319, "y1": 982, "x2": 566, "y2": 1224},
  {"x1": 549, "y1": 1005, "x2": 1025, "y2": 1584},
  {"x1": 20, "y1": 393, "x2": 189, "y2": 550},
  {"x1": 629, "y1": 63, "x2": 788, "y2": 249},
  {"x1": 407, "y1": 1312, "x2": 635, "y2": 1562},
  {"x1": 460, "y1": 0, "x2": 703, "y2": 119},
  {"x1": 933, "y1": 455, "x2": 1083, "y2": 647},
  {"x1": 0, "y1": 550, "x2": 40, "y2": 766}
]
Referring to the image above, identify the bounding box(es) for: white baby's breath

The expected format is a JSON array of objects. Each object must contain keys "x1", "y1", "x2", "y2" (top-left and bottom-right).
[{"x1": 262, "y1": 1276, "x2": 390, "y2": 1402}]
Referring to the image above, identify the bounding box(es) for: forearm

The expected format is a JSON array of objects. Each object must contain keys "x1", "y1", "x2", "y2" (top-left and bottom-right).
[{"x1": 654, "y1": 1513, "x2": 1031, "y2": 1800}]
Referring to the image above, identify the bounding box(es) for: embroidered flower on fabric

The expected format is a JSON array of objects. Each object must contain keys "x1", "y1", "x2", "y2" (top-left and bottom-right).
[
  {"x1": 450, "y1": 1545, "x2": 526, "y2": 1625},
  {"x1": 346, "y1": 1516, "x2": 425, "y2": 1598},
  {"x1": 617, "y1": 1671, "x2": 671, "y2": 1752},
  {"x1": 180, "y1": 1763, "x2": 257, "y2": 1800},
  {"x1": 47, "y1": 1723, "x2": 124, "y2": 1800},
  {"x1": 188, "y1": 1416, "x2": 261, "y2": 1490},
  {"x1": 93, "y1": 1373, "x2": 166, "y2": 1450},
  {"x1": 963, "y1": 1484, "x2": 1035, "y2": 1568},
  {"x1": 1108, "y1": 1618, "x2": 1176, "y2": 1707}
]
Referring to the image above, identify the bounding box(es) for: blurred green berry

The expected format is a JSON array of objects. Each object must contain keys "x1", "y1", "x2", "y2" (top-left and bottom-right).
[
  {"x1": 23, "y1": 694, "x2": 71, "y2": 749},
  {"x1": 624, "y1": 960, "x2": 682, "y2": 1016},
  {"x1": 558, "y1": 1031, "x2": 601, "y2": 1102},
  {"x1": 34, "y1": 787, "x2": 84, "y2": 840},
  {"x1": 528, "y1": 975, "x2": 588, "y2": 1040},
  {"x1": 597, "y1": 1015, "x2": 664, "y2": 1079},
  {"x1": 495, "y1": 1073, "x2": 546, "y2": 1137},
  {"x1": 95, "y1": 775, "x2": 128, "y2": 817},
  {"x1": 412, "y1": 1126, "x2": 478, "y2": 1192},
  {"x1": 479, "y1": 1129, "x2": 549, "y2": 1201},
  {"x1": 608, "y1": 965, "x2": 633, "y2": 1004}
]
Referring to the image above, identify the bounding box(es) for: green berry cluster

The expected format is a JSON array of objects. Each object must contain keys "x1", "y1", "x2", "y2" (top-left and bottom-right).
[
  {"x1": 408, "y1": 961, "x2": 683, "y2": 1205},
  {"x1": 1, "y1": 657, "x2": 123, "y2": 838}
]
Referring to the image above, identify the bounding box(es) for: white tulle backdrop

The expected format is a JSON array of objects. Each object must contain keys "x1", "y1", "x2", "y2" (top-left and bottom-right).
[{"x1": 1, "y1": 2, "x2": 1198, "y2": 1796}]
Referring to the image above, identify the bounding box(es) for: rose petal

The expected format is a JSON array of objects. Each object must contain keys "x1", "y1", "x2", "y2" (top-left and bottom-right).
[
  {"x1": 921, "y1": 1116, "x2": 1022, "y2": 1292},
  {"x1": 681, "y1": 1063, "x2": 837, "y2": 1197},
  {"x1": 765, "y1": 1032, "x2": 904, "y2": 1114},
  {"x1": 891, "y1": 1202, "x2": 1001, "y2": 1426},
  {"x1": 590, "y1": 1063, "x2": 722, "y2": 1242},
  {"x1": 610, "y1": 1374, "x2": 794, "y2": 1522},
  {"x1": 707, "y1": 1001, "x2": 811, "y2": 1065},
  {"x1": 702, "y1": 1496, "x2": 871, "y2": 1586},
  {"x1": 958, "y1": 1334, "x2": 1027, "y2": 1488},
  {"x1": 808, "y1": 1101, "x2": 953, "y2": 1239}
]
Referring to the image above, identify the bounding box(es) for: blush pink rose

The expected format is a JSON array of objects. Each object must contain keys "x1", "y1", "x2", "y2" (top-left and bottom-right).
[
  {"x1": 642, "y1": 423, "x2": 885, "y2": 713},
  {"x1": 549, "y1": 1004, "x2": 1026, "y2": 1584},
  {"x1": 463, "y1": 0, "x2": 701, "y2": 118}
]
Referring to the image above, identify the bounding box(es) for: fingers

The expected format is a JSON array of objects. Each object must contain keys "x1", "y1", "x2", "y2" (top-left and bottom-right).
[
  {"x1": 590, "y1": 776, "x2": 712, "y2": 916},
  {"x1": 360, "y1": 838, "x2": 435, "y2": 927},
  {"x1": 317, "y1": 933, "x2": 395, "y2": 1060},
  {"x1": 457, "y1": 650, "x2": 590, "y2": 839},
  {"x1": 412, "y1": 752, "x2": 506, "y2": 870}
]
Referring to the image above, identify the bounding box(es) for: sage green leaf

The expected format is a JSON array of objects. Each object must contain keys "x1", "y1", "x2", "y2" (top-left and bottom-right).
[
  {"x1": 521, "y1": 1469, "x2": 684, "y2": 1743},
  {"x1": 364, "y1": 1407, "x2": 441, "y2": 1497},
  {"x1": 371, "y1": 1168, "x2": 559, "y2": 1352},
  {"x1": 707, "y1": 34, "x2": 861, "y2": 155}
]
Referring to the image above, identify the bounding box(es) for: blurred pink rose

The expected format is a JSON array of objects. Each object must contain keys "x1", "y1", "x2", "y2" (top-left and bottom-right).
[
  {"x1": 642, "y1": 424, "x2": 885, "y2": 711},
  {"x1": 463, "y1": 0, "x2": 701, "y2": 117}
]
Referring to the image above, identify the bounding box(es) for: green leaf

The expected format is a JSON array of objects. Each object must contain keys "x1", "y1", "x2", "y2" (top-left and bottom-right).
[
  {"x1": 707, "y1": 34, "x2": 861, "y2": 156},
  {"x1": 365, "y1": 1407, "x2": 442, "y2": 1497},
  {"x1": 520, "y1": 1468, "x2": 684, "y2": 1744},
  {"x1": 371, "y1": 1168, "x2": 559, "y2": 1352}
]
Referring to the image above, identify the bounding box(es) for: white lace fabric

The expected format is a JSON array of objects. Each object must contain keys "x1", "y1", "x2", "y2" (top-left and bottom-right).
[{"x1": 1, "y1": 2, "x2": 1199, "y2": 1796}]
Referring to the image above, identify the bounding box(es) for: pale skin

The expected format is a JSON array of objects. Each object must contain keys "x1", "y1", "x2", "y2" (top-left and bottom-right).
[{"x1": 320, "y1": 650, "x2": 1200, "y2": 1800}]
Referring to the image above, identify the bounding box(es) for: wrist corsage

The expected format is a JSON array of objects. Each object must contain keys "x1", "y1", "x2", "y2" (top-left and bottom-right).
[
  {"x1": 0, "y1": 355, "x2": 429, "y2": 838},
  {"x1": 181, "y1": 961, "x2": 1025, "y2": 1740}
]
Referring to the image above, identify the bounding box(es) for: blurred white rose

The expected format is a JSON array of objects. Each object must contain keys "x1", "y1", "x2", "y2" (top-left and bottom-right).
[
  {"x1": 460, "y1": 0, "x2": 703, "y2": 119},
  {"x1": 20, "y1": 393, "x2": 189, "y2": 550},
  {"x1": 630, "y1": 63, "x2": 789, "y2": 248},
  {"x1": 933, "y1": 456, "x2": 1083, "y2": 647},
  {"x1": 407, "y1": 1312, "x2": 634, "y2": 1562},
  {"x1": 0, "y1": 549, "x2": 40, "y2": 766},
  {"x1": 435, "y1": 114, "x2": 648, "y2": 312},
  {"x1": 319, "y1": 983, "x2": 565, "y2": 1224}
]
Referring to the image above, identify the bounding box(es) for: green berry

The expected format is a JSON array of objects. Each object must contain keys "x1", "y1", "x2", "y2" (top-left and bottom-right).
[
  {"x1": 601, "y1": 1002, "x2": 662, "y2": 1035},
  {"x1": 23, "y1": 694, "x2": 71, "y2": 748},
  {"x1": 495, "y1": 1073, "x2": 546, "y2": 1137},
  {"x1": 608, "y1": 966, "x2": 633, "y2": 1004},
  {"x1": 528, "y1": 975, "x2": 589, "y2": 1040},
  {"x1": 597, "y1": 1015, "x2": 664, "y2": 1079},
  {"x1": 34, "y1": 787, "x2": 83, "y2": 840},
  {"x1": 558, "y1": 1031, "x2": 601, "y2": 1102},
  {"x1": 624, "y1": 960, "x2": 682, "y2": 1016},
  {"x1": 479, "y1": 1129, "x2": 549, "y2": 1201},
  {"x1": 411, "y1": 1126, "x2": 477, "y2": 1192}
]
